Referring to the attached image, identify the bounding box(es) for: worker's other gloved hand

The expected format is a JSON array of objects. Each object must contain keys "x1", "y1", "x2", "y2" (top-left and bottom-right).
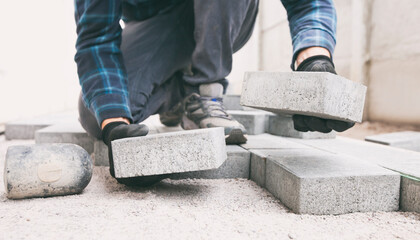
[
  {"x1": 102, "y1": 122, "x2": 165, "y2": 187},
  {"x1": 293, "y1": 55, "x2": 355, "y2": 133}
]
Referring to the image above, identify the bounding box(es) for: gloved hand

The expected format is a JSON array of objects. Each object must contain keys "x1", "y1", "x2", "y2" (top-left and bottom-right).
[
  {"x1": 293, "y1": 55, "x2": 355, "y2": 133},
  {"x1": 102, "y1": 122, "x2": 165, "y2": 187}
]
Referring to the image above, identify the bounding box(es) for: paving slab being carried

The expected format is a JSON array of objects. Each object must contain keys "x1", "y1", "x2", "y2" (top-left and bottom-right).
[
  {"x1": 111, "y1": 128, "x2": 227, "y2": 178},
  {"x1": 240, "y1": 72, "x2": 367, "y2": 123}
]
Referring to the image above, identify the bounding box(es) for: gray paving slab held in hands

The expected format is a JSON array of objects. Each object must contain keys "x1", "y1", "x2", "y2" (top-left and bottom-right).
[
  {"x1": 111, "y1": 128, "x2": 227, "y2": 178},
  {"x1": 240, "y1": 72, "x2": 367, "y2": 122}
]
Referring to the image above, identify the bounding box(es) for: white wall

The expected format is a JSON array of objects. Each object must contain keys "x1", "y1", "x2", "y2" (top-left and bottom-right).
[{"x1": 0, "y1": 1, "x2": 79, "y2": 123}]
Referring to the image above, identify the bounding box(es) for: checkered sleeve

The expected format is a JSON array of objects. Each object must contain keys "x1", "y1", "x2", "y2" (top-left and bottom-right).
[
  {"x1": 281, "y1": 0, "x2": 337, "y2": 69},
  {"x1": 74, "y1": 0, "x2": 132, "y2": 126}
]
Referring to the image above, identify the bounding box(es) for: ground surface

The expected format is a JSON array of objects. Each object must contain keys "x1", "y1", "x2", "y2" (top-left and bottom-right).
[{"x1": 1, "y1": 136, "x2": 420, "y2": 239}]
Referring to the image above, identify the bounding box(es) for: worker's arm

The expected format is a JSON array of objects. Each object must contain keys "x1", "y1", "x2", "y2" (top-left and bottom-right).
[
  {"x1": 281, "y1": 0, "x2": 337, "y2": 69},
  {"x1": 74, "y1": 0, "x2": 132, "y2": 128}
]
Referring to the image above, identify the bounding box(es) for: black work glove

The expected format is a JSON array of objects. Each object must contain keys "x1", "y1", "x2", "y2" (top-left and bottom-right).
[
  {"x1": 102, "y1": 122, "x2": 165, "y2": 187},
  {"x1": 293, "y1": 55, "x2": 355, "y2": 133}
]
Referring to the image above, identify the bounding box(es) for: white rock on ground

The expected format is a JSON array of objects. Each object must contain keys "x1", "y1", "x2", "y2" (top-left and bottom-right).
[{"x1": 0, "y1": 136, "x2": 420, "y2": 239}]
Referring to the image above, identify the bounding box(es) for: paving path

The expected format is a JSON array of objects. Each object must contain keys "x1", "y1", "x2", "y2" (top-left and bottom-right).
[{"x1": 1, "y1": 136, "x2": 420, "y2": 240}]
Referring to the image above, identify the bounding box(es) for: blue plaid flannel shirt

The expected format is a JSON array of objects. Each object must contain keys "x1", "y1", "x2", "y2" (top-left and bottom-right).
[{"x1": 74, "y1": 0, "x2": 337, "y2": 126}]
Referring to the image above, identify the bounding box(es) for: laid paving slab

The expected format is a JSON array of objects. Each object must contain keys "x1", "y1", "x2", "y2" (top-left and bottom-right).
[
  {"x1": 400, "y1": 177, "x2": 420, "y2": 212},
  {"x1": 93, "y1": 140, "x2": 109, "y2": 166},
  {"x1": 240, "y1": 134, "x2": 309, "y2": 150},
  {"x1": 228, "y1": 110, "x2": 270, "y2": 135},
  {"x1": 223, "y1": 95, "x2": 243, "y2": 110},
  {"x1": 240, "y1": 72, "x2": 367, "y2": 122},
  {"x1": 5, "y1": 111, "x2": 78, "y2": 140},
  {"x1": 35, "y1": 120, "x2": 94, "y2": 154},
  {"x1": 268, "y1": 114, "x2": 336, "y2": 139},
  {"x1": 5, "y1": 144, "x2": 93, "y2": 199},
  {"x1": 171, "y1": 145, "x2": 250, "y2": 179},
  {"x1": 365, "y1": 131, "x2": 420, "y2": 152},
  {"x1": 288, "y1": 136, "x2": 420, "y2": 212},
  {"x1": 251, "y1": 148, "x2": 400, "y2": 215},
  {"x1": 111, "y1": 128, "x2": 227, "y2": 178}
]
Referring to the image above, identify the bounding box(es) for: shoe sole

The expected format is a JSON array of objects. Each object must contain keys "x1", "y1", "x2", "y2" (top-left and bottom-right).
[{"x1": 181, "y1": 115, "x2": 247, "y2": 145}]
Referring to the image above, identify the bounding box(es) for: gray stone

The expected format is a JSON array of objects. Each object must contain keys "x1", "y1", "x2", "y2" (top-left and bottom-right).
[
  {"x1": 249, "y1": 150, "x2": 269, "y2": 187},
  {"x1": 223, "y1": 95, "x2": 243, "y2": 110},
  {"x1": 5, "y1": 111, "x2": 78, "y2": 140},
  {"x1": 268, "y1": 114, "x2": 336, "y2": 139},
  {"x1": 4, "y1": 144, "x2": 93, "y2": 199},
  {"x1": 171, "y1": 145, "x2": 250, "y2": 179},
  {"x1": 111, "y1": 128, "x2": 227, "y2": 178},
  {"x1": 93, "y1": 140, "x2": 109, "y2": 166},
  {"x1": 400, "y1": 176, "x2": 420, "y2": 212},
  {"x1": 264, "y1": 148, "x2": 400, "y2": 215},
  {"x1": 240, "y1": 72, "x2": 367, "y2": 122},
  {"x1": 240, "y1": 134, "x2": 309, "y2": 150},
  {"x1": 35, "y1": 120, "x2": 95, "y2": 154},
  {"x1": 365, "y1": 131, "x2": 420, "y2": 152},
  {"x1": 228, "y1": 110, "x2": 269, "y2": 135}
]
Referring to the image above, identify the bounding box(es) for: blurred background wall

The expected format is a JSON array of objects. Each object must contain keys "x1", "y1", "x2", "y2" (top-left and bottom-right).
[{"x1": 1, "y1": 0, "x2": 419, "y2": 126}]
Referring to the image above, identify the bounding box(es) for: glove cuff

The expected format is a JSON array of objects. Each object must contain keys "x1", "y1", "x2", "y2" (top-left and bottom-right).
[
  {"x1": 102, "y1": 121, "x2": 128, "y2": 145},
  {"x1": 296, "y1": 55, "x2": 335, "y2": 72}
]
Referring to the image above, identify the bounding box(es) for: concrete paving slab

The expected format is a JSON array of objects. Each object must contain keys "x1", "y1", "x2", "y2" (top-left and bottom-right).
[
  {"x1": 268, "y1": 114, "x2": 336, "y2": 139},
  {"x1": 264, "y1": 148, "x2": 400, "y2": 215},
  {"x1": 93, "y1": 140, "x2": 109, "y2": 166},
  {"x1": 111, "y1": 128, "x2": 227, "y2": 178},
  {"x1": 5, "y1": 111, "x2": 78, "y2": 140},
  {"x1": 240, "y1": 72, "x2": 367, "y2": 122},
  {"x1": 228, "y1": 110, "x2": 269, "y2": 135},
  {"x1": 400, "y1": 176, "x2": 420, "y2": 212},
  {"x1": 288, "y1": 136, "x2": 420, "y2": 212},
  {"x1": 170, "y1": 145, "x2": 250, "y2": 179},
  {"x1": 366, "y1": 131, "x2": 420, "y2": 152},
  {"x1": 35, "y1": 120, "x2": 95, "y2": 154},
  {"x1": 240, "y1": 134, "x2": 309, "y2": 150},
  {"x1": 223, "y1": 95, "x2": 243, "y2": 110}
]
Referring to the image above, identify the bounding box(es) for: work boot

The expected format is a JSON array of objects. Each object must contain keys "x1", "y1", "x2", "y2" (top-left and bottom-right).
[
  {"x1": 182, "y1": 83, "x2": 247, "y2": 144},
  {"x1": 159, "y1": 102, "x2": 184, "y2": 126}
]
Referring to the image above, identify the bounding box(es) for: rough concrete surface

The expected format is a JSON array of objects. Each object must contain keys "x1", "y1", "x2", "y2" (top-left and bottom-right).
[
  {"x1": 264, "y1": 149, "x2": 400, "y2": 215},
  {"x1": 4, "y1": 143, "x2": 92, "y2": 199},
  {"x1": 35, "y1": 120, "x2": 95, "y2": 154},
  {"x1": 268, "y1": 114, "x2": 336, "y2": 139},
  {"x1": 228, "y1": 110, "x2": 268, "y2": 135},
  {"x1": 366, "y1": 131, "x2": 420, "y2": 152},
  {"x1": 111, "y1": 128, "x2": 227, "y2": 178},
  {"x1": 171, "y1": 145, "x2": 250, "y2": 179},
  {"x1": 240, "y1": 72, "x2": 367, "y2": 122},
  {"x1": 1, "y1": 136, "x2": 420, "y2": 239},
  {"x1": 401, "y1": 177, "x2": 420, "y2": 212}
]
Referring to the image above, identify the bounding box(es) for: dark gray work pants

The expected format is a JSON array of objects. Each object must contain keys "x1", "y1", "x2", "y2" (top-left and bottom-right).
[{"x1": 79, "y1": 0, "x2": 259, "y2": 139}]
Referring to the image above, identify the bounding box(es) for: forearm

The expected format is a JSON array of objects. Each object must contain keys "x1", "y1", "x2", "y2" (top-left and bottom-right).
[
  {"x1": 74, "y1": 0, "x2": 132, "y2": 126},
  {"x1": 281, "y1": 0, "x2": 337, "y2": 69}
]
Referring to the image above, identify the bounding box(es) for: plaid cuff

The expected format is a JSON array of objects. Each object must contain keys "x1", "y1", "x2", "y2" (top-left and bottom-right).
[
  {"x1": 90, "y1": 93, "x2": 133, "y2": 126},
  {"x1": 291, "y1": 29, "x2": 336, "y2": 70}
]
